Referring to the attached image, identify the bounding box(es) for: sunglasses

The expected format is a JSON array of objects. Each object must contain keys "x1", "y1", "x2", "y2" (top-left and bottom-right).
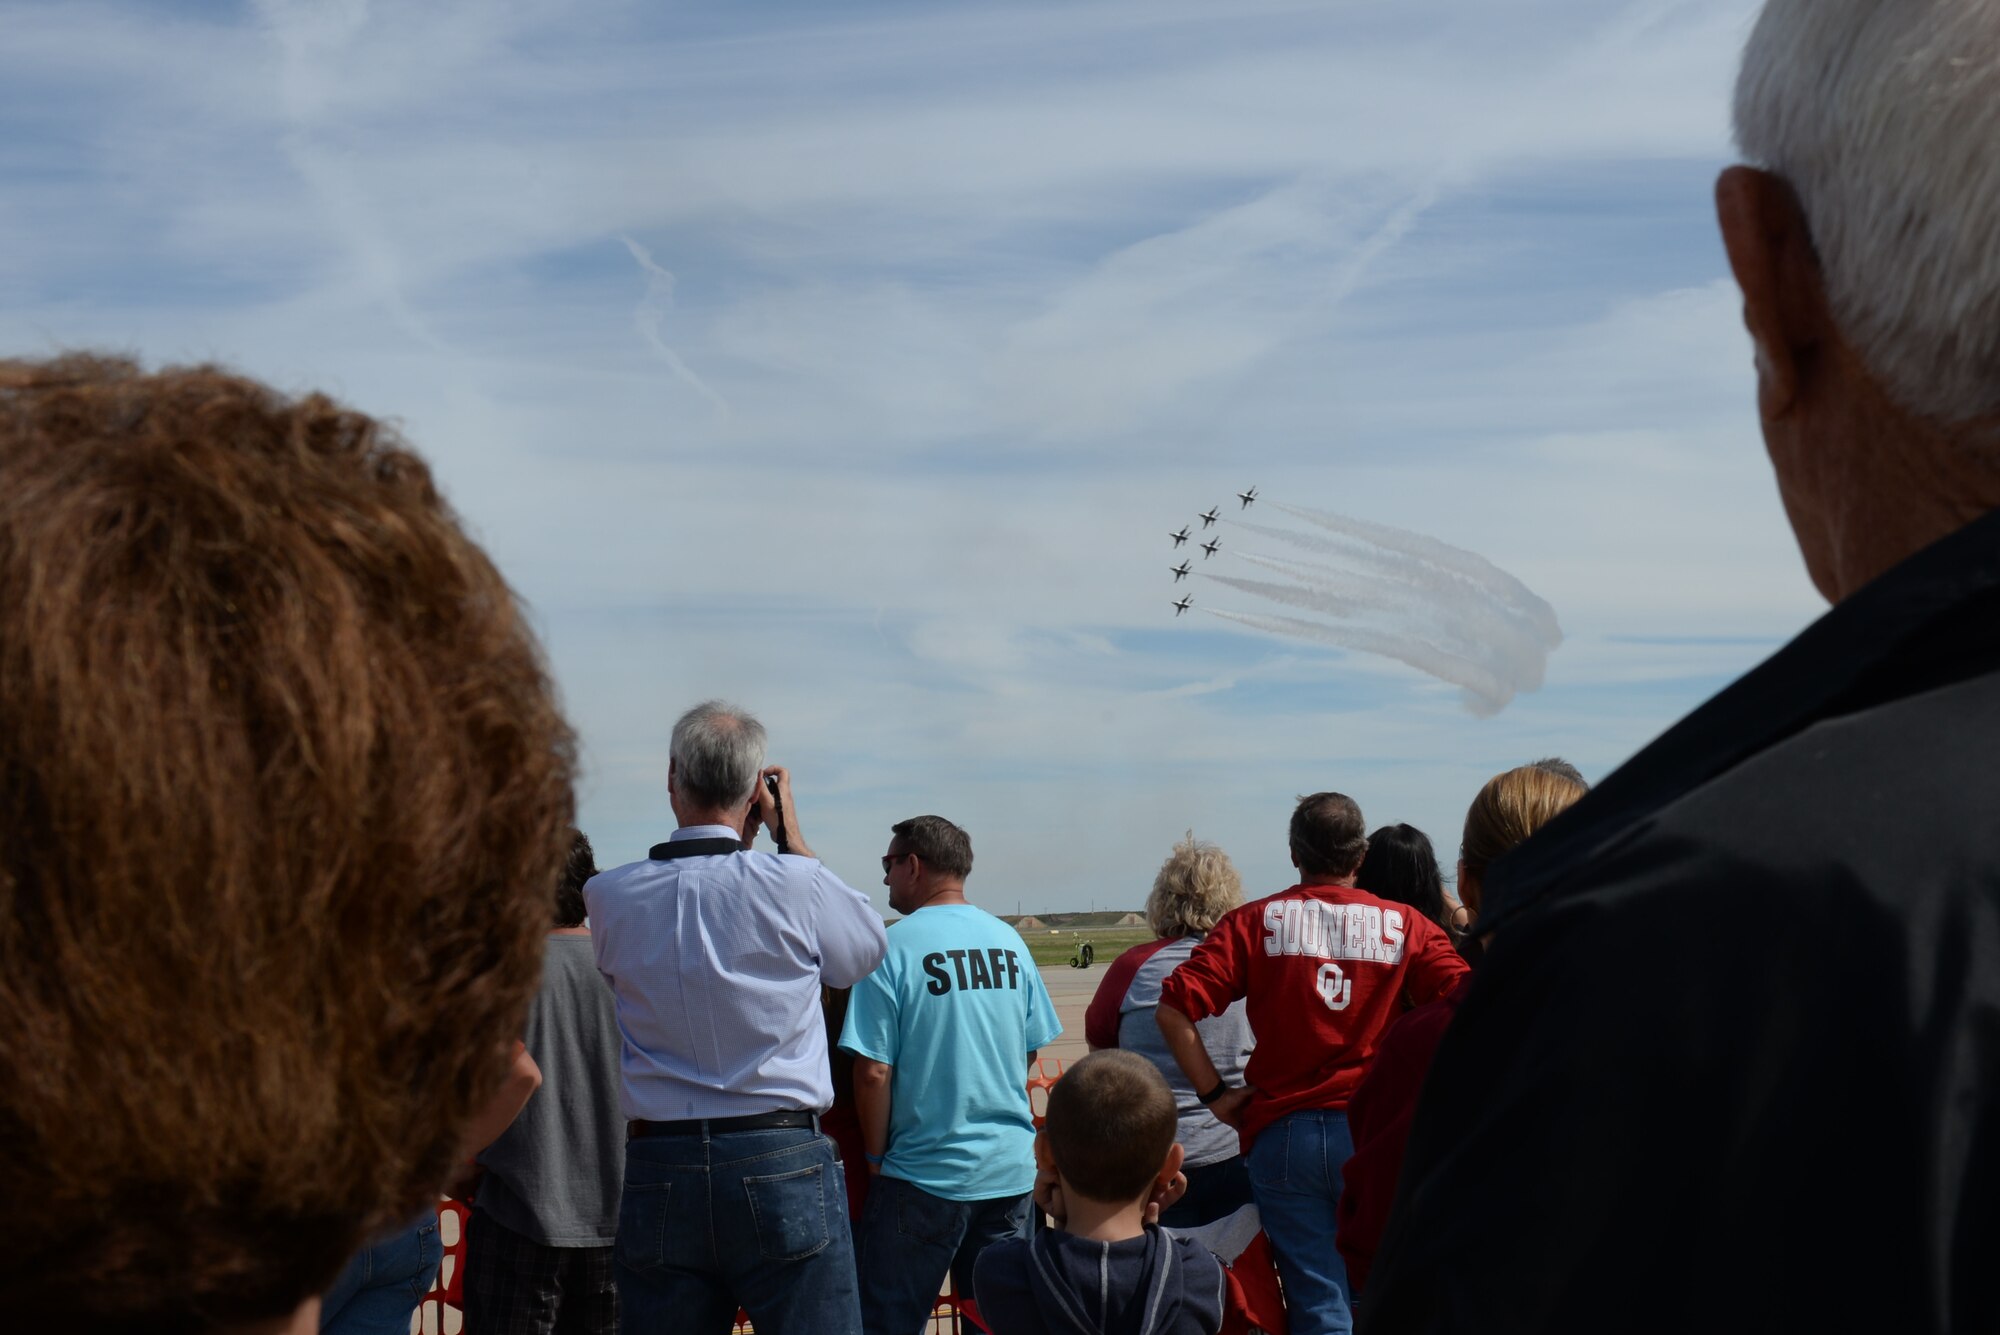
[{"x1": 881, "y1": 852, "x2": 913, "y2": 873}]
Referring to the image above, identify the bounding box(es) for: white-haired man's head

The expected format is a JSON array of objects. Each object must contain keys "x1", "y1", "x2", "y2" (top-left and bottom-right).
[
  {"x1": 1736, "y1": 0, "x2": 2000, "y2": 425},
  {"x1": 1719, "y1": 0, "x2": 2000, "y2": 605}
]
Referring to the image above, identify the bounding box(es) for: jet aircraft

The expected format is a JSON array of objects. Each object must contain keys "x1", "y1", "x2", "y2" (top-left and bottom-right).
[
  {"x1": 1173, "y1": 596, "x2": 1193, "y2": 616},
  {"x1": 1170, "y1": 526, "x2": 1192, "y2": 548},
  {"x1": 1171, "y1": 560, "x2": 1192, "y2": 582},
  {"x1": 1238, "y1": 486, "x2": 1258, "y2": 509},
  {"x1": 1202, "y1": 538, "x2": 1221, "y2": 558},
  {"x1": 1199, "y1": 507, "x2": 1221, "y2": 528}
]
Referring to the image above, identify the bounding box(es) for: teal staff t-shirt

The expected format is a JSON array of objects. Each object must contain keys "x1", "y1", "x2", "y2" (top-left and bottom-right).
[{"x1": 840, "y1": 904, "x2": 1062, "y2": 1201}]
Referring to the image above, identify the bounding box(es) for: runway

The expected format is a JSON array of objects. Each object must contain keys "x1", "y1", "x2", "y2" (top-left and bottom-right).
[{"x1": 1036, "y1": 962, "x2": 1104, "y2": 1069}]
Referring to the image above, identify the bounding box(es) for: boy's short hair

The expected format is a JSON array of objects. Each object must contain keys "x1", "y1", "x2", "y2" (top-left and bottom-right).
[
  {"x1": 0, "y1": 355, "x2": 576, "y2": 1333},
  {"x1": 1045, "y1": 1051, "x2": 1180, "y2": 1203}
]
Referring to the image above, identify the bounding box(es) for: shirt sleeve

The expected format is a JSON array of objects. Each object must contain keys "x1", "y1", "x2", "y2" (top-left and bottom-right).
[
  {"x1": 1401, "y1": 916, "x2": 1471, "y2": 1005},
  {"x1": 1157, "y1": 907, "x2": 1250, "y2": 1023},
  {"x1": 1085, "y1": 941, "x2": 1155, "y2": 1050},
  {"x1": 813, "y1": 864, "x2": 888, "y2": 989},
  {"x1": 837, "y1": 950, "x2": 900, "y2": 1066},
  {"x1": 1023, "y1": 958, "x2": 1063, "y2": 1053}
]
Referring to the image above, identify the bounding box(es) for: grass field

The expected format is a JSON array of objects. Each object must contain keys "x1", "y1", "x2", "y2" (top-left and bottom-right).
[{"x1": 1020, "y1": 926, "x2": 1155, "y2": 969}]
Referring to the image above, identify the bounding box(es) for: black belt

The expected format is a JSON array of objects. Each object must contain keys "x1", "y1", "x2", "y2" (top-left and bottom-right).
[{"x1": 628, "y1": 1110, "x2": 816, "y2": 1139}]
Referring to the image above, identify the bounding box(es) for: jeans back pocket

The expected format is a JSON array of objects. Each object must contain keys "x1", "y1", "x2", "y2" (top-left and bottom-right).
[
  {"x1": 893, "y1": 1178, "x2": 967, "y2": 1248},
  {"x1": 743, "y1": 1163, "x2": 831, "y2": 1262}
]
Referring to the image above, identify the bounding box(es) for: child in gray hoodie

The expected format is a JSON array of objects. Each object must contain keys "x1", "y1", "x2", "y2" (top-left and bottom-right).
[{"x1": 974, "y1": 1052, "x2": 1227, "y2": 1335}]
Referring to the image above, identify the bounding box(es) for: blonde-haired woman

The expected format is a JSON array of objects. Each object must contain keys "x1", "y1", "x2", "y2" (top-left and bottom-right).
[
  {"x1": 1455, "y1": 762, "x2": 1590, "y2": 941},
  {"x1": 1085, "y1": 832, "x2": 1257, "y2": 1227},
  {"x1": 1336, "y1": 763, "x2": 1587, "y2": 1298}
]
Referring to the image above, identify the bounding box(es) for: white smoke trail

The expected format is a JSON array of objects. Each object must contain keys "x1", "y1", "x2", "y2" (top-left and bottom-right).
[
  {"x1": 1203, "y1": 607, "x2": 1515, "y2": 717},
  {"x1": 1230, "y1": 550, "x2": 1443, "y2": 619},
  {"x1": 1215, "y1": 528, "x2": 1554, "y2": 694},
  {"x1": 1200, "y1": 573, "x2": 1375, "y2": 620},
  {"x1": 619, "y1": 236, "x2": 733, "y2": 420},
  {"x1": 1265, "y1": 500, "x2": 1561, "y2": 645},
  {"x1": 1188, "y1": 497, "x2": 1562, "y2": 713},
  {"x1": 1231, "y1": 517, "x2": 1505, "y2": 616}
]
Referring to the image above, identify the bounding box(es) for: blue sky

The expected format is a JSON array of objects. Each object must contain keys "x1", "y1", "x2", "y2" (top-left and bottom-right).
[{"x1": 0, "y1": 0, "x2": 1821, "y2": 911}]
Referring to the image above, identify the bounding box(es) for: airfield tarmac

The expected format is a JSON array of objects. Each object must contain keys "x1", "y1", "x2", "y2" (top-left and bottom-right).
[{"x1": 1036, "y1": 961, "x2": 1103, "y2": 1068}]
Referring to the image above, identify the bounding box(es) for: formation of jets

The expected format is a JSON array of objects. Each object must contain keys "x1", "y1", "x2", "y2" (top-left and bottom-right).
[{"x1": 1168, "y1": 486, "x2": 1255, "y2": 616}]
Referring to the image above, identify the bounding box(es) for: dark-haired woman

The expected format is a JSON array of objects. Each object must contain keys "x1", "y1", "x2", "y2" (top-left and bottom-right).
[{"x1": 1354, "y1": 824, "x2": 1450, "y2": 938}]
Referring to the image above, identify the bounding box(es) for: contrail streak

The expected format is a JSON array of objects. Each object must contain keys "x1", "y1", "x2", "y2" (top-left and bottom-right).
[
  {"x1": 620, "y1": 236, "x2": 732, "y2": 420},
  {"x1": 1229, "y1": 551, "x2": 1417, "y2": 616},
  {"x1": 1203, "y1": 607, "x2": 1515, "y2": 717},
  {"x1": 1325, "y1": 178, "x2": 1442, "y2": 309},
  {"x1": 1199, "y1": 573, "x2": 1373, "y2": 620},
  {"x1": 1266, "y1": 500, "x2": 1561, "y2": 645},
  {"x1": 1218, "y1": 525, "x2": 1555, "y2": 692},
  {"x1": 1189, "y1": 494, "x2": 1562, "y2": 713}
]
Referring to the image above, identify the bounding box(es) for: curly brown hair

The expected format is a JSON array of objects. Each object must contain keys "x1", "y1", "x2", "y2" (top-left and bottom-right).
[{"x1": 0, "y1": 355, "x2": 576, "y2": 1333}]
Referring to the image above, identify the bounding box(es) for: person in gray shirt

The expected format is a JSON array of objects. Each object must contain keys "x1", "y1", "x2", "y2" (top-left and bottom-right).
[
  {"x1": 1084, "y1": 833, "x2": 1255, "y2": 1229},
  {"x1": 464, "y1": 832, "x2": 626, "y2": 1335}
]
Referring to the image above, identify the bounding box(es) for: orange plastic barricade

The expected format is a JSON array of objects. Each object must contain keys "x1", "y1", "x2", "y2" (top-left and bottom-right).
[{"x1": 1027, "y1": 1055, "x2": 1066, "y2": 1127}]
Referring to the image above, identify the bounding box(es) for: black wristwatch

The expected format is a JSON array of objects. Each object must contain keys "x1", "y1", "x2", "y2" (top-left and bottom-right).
[{"x1": 1197, "y1": 1080, "x2": 1233, "y2": 1106}]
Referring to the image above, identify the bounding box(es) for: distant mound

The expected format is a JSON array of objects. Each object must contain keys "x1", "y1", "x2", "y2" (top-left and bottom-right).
[{"x1": 1000, "y1": 911, "x2": 1145, "y2": 929}]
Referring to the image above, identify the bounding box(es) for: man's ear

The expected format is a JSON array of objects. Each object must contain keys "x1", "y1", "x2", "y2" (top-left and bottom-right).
[
  {"x1": 1034, "y1": 1128, "x2": 1056, "y2": 1170},
  {"x1": 1716, "y1": 165, "x2": 1830, "y2": 422}
]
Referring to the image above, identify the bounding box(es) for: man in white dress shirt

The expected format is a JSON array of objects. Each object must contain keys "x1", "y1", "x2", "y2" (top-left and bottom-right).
[{"x1": 586, "y1": 701, "x2": 887, "y2": 1335}]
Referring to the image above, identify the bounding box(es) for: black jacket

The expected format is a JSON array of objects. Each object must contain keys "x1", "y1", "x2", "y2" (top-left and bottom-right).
[
  {"x1": 1362, "y1": 509, "x2": 2000, "y2": 1334},
  {"x1": 974, "y1": 1225, "x2": 1226, "y2": 1335}
]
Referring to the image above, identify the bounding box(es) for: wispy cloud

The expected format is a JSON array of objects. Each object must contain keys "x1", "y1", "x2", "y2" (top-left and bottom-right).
[
  {"x1": 618, "y1": 236, "x2": 732, "y2": 420},
  {"x1": 0, "y1": 0, "x2": 1812, "y2": 907}
]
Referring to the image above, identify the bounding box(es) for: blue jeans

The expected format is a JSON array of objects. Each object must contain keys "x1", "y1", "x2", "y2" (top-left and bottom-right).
[
  {"x1": 320, "y1": 1211, "x2": 441, "y2": 1335},
  {"x1": 616, "y1": 1126, "x2": 859, "y2": 1335},
  {"x1": 1248, "y1": 1108, "x2": 1355, "y2": 1335},
  {"x1": 854, "y1": 1173, "x2": 1032, "y2": 1335}
]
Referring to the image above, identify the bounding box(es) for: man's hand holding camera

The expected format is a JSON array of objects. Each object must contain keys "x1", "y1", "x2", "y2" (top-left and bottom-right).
[{"x1": 743, "y1": 764, "x2": 815, "y2": 860}]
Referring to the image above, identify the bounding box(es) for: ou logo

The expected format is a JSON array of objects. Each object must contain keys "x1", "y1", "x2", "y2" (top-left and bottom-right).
[{"x1": 1317, "y1": 962, "x2": 1353, "y2": 1011}]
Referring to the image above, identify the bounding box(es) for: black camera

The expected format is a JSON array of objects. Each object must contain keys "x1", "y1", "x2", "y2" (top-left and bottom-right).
[{"x1": 764, "y1": 773, "x2": 789, "y2": 853}]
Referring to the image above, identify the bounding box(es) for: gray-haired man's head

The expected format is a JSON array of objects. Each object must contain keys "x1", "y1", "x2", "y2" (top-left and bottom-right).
[
  {"x1": 1736, "y1": 0, "x2": 2000, "y2": 428},
  {"x1": 670, "y1": 700, "x2": 767, "y2": 810}
]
